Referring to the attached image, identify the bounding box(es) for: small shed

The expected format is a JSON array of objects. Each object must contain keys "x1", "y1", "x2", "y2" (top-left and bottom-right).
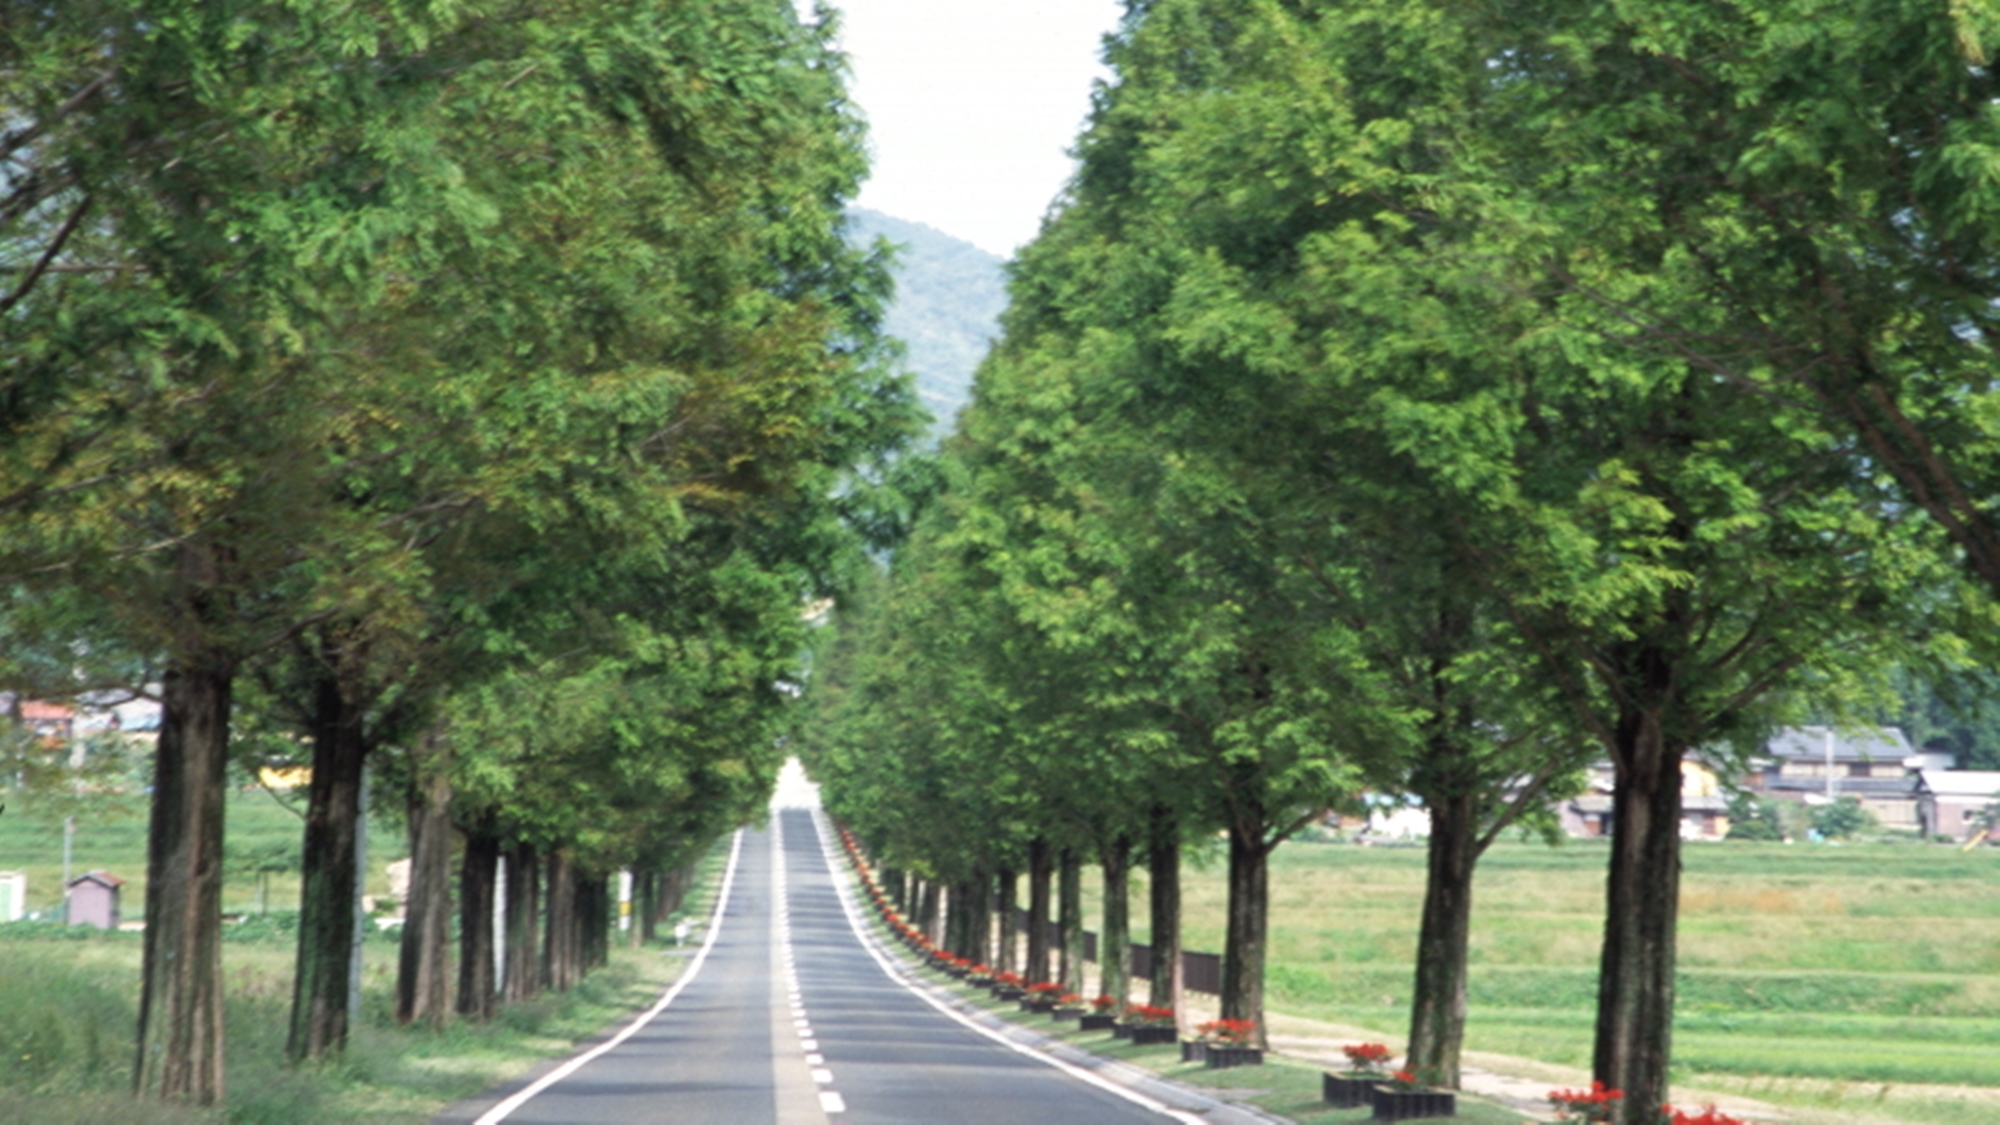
[
  {"x1": 0, "y1": 871, "x2": 25, "y2": 922},
  {"x1": 66, "y1": 871, "x2": 124, "y2": 930}
]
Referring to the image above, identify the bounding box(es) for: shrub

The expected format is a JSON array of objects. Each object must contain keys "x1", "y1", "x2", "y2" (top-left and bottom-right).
[{"x1": 1811, "y1": 796, "x2": 1875, "y2": 841}]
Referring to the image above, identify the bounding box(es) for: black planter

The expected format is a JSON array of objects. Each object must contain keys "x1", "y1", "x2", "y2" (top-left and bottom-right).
[
  {"x1": 1079, "y1": 1013, "x2": 1117, "y2": 1031},
  {"x1": 1022, "y1": 998, "x2": 1057, "y2": 1013},
  {"x1": 1204, "y1": 1046, "x2": 1263, "y2": 1069},
  {"x1": 1323, "y1": 1073, "x2": 1374, "y2": 1108},
  {"x1": 1126, "y1": 1024, "x2": 1176, "y2": 1045},
  {"x1": 1050, "y1": 1006, "x2": 1086, "y2": 1021},
  {"x1": 1111, "y1": 1022, "x2": 1133, "y2": 1039},
  {"x1": 1370, "y1": 1086, "x2": 1456, "y2": 1121},
  {"x1": 1180, "y1": 1040, "x2": 1207, "y2": 1063},
  {"x1": 991, "y1": 985, "x2": 1025, "y2": 1001}
]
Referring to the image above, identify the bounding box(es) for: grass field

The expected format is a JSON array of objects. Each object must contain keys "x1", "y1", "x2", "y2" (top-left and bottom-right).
[
  {"x1": 0, "y1": 785, "x2": 731, "y2": 1124},
  {"x1": 1077, "y1": 833, "x2": 2000, "y2": 1123},
  {"x1": 0, "y1": 784, "x2": 410, "y2": 919}
]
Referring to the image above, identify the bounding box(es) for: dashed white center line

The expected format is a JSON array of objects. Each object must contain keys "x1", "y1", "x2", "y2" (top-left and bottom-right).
[{"x1": 773, "y1": 812, "x2": 842, "y2": 1116}]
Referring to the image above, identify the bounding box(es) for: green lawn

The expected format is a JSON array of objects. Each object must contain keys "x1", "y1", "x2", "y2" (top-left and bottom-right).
[
  {"x1": 1072, "y1": 833, "x2": 2000, "y2": 1120},
  {"x1": 0, "y1": 784, "x2": 410, "y2": 919}
]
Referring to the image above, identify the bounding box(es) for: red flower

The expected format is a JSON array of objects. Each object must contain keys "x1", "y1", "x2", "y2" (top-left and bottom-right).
[
  {"x1": 1342, "y1": 1042, "x2": 1393, "y2": 1073},
  {"x1": 1548, "y1": 1081, "x2": 1624, "y2": 1123},
  {"x1": 1196, "y1": 1018, "x2": 1257, "y2": 1046}
]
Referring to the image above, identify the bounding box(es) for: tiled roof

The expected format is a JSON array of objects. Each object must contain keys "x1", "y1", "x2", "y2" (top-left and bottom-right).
[
  {"x1": 1763, "y1": 725, "x2": 1913, "y2": 763},
  {"x1": 1766, "y1": 774, "x2": 1919, "y2": 796}
]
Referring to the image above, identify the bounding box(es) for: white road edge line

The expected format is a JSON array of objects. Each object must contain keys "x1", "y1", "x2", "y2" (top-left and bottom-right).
[
  {"x1": 472, "y1": 828, "x2": 746, "y2": 1125},
  {"x1": 805, "y1": 809, "x2": 1206, "y2": 1125}
]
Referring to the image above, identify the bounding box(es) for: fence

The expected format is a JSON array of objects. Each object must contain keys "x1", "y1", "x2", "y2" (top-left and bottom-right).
[{"x1": 1010, "y1": 909, "x2": 1222, "y2": 995}]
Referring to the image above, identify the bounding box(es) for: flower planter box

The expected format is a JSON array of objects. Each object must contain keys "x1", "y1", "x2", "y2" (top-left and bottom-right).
[
  {"x1": 1050, "y1": 1006, "x2": 1087, "y2": 1021},
  {"x1": 1204, "y1": 1046, "x2": 1263, "y2": 1069},
  {"x1": 1111, "y1": 1022, "x2": 1132, "y2": 1039},
  {"x1": 1323, "y1": 1074, "x2": 1373, "y2": 1108},
  {"x1": 1079, "y1": 1014, "x2": 1118, "y2": 1031},
  {"x1": 991, "y1": 985, "x2": 1025, "y2": 1001},
  {"x1": 1370, "y1": 1086, "x2": 1456, "y2": 1121},
  {"x1": 1126, "y1": 1024, "x2": 1176, "y2": 1045},
  {"x1": 1022, "y1": 998, "x2": 1058, "y2": 1014},
  {"x1": 1180, "y1": 1040, "x2": 1207, "y2": 1063}
]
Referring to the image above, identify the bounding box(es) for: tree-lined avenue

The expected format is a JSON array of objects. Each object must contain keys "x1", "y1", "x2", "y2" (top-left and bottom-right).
[{"x1": 442, "y1": 795, "x2": 1193, "y2": 1125}]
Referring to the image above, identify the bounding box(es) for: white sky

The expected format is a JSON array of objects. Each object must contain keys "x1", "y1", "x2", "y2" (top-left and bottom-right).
[{"x1": 820, "y1": 0, "x2": 1126, "y2": 259}]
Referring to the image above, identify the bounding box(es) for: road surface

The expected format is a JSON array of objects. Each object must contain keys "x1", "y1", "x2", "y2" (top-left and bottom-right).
[{"x1": 439, "y1": 798, "x2": 1219, "y2": 1124}]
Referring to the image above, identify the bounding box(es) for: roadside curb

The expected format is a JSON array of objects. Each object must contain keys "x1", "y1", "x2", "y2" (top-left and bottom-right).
[{"x1": 818, "y1": 821, "x2": 1295, "y2": 1124}]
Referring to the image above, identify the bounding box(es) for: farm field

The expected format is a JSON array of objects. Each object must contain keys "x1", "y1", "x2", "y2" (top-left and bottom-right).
[
  {"x1": 0, "y1": 785, "x2": 410, "y2": 920},
  {"x1": 1089, "y1": 834, "x2": 2000, "y2": 1124}
]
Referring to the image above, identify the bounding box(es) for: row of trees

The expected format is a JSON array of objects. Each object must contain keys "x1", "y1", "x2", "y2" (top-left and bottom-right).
[
  {"x1": 806, "y1": 2, "x2": 2000, "y2": 1122},
  {"x1": 2, "y1": 0, "x2": 916, "y2": 1107}
]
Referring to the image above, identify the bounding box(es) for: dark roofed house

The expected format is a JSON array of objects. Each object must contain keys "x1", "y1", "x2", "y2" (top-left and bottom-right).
[{"x1": 1747, "y1": 726, "x2": 1925, "y2": 831}]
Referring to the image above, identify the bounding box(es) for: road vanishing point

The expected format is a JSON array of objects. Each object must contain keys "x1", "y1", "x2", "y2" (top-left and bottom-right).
[{"x1": 437, "y1": 770, "x2": 1267, "y2": 1125}]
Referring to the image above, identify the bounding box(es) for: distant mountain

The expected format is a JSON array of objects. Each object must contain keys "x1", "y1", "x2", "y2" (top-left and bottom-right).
[{"x1": 848, "y1": 209, "x2": 1007, "y2": 440}]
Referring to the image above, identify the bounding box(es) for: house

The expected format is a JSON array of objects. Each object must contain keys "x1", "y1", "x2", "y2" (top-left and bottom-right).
[
  {"x1": 14, "y1": 699, "x2": 76, "y2": 745},
  {"x1": 1744, "y1": 725, "x2": 1925, "y2": 830},
  {"x1": 1557, "y1": 760, "x2": 1732, "y2": 841},
  {"x1": 1914, "y1": 770, "x2": 2000, "y2": 841}
]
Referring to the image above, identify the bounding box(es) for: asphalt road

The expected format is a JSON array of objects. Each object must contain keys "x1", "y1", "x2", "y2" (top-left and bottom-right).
[{"x1": 439, "y1": 804, "x2": 1198, "y2": 1125}]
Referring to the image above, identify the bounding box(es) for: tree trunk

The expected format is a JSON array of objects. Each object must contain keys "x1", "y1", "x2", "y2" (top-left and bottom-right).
[
  {"x1": 1058, "y1": 848, "x2": 1084, "y2": 995},
  {"x1": 502, "y1": 841, "x2": 540, "y2": 1003},
  {"x1": 1099, "y1": 836, "x2": 1132, "y2": 1006},
  {"x1": 995, "y1": 867, "x2": 1018, "y2": 976},
  {"x1": 1220, "y1": 823, "x2": 1271, "y2": 1048},
  {"x1": 455, "y1": 826, "x2": 499, "y2": 1021},
  {"x1": 1146, "y1": 804, "x2": 1183, "y2": 1016},
  {"x1": 542, "y1": 850, "x2": 577, "y2": 993},
  {"x1": 638, "y1": 870, "x2": 659, "y2": 945},
  {"x1": 396, "y1": 739, "x2": 454, "y2": 1028},
  {"x1": 952, "y1": 879, "x2": 978, "y2": 960},
  {"x1": 970, "y1": 870, "x2": 993, "y2": 966},
  {"x1": 288, "y1": 671, "x2": 368, "y2": 1064},
  {"x1": 1594, "y1": 711, "x2": 1686, "y2": 1125},
  {"x1": 917, "y1": 877, "x2": 941, "y2": 946},
  {"x1": 134, "y1": 652, "x2": 233, "y2": 1104},
  {"x1": 1407, "y1": 783, "x2": 1478, "y2": 1087},
  {"x1": 580, "y1": 872, "x2": 609, "y2": 970},
  {"x1": 1026, "y1": 838, "x2": 1052, "y2": 984}
]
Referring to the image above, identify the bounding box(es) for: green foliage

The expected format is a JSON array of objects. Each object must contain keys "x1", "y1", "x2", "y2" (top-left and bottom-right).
[
  {"x1": 1725, "y1": 794, "x2": 1785, "y2": 842},
  {"x1": 1810, "y1": 797, "x2": 1877, "y2": 842}
]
